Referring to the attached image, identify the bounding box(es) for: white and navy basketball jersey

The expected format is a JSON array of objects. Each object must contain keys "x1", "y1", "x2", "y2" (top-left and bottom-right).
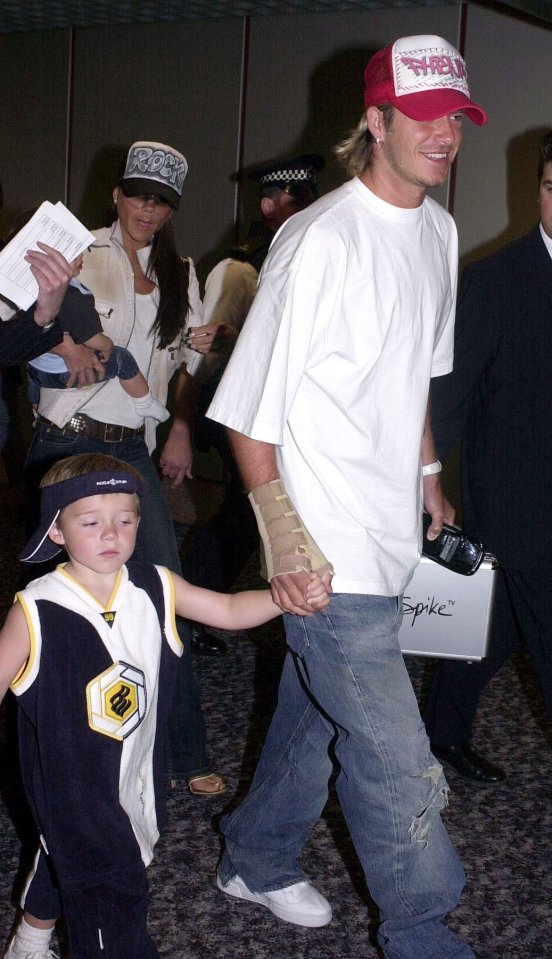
[{"x1": 11, "y1": 562, "x2": 182, "y2": 888}]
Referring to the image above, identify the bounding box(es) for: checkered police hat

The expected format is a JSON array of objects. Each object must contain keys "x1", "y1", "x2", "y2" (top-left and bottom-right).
[{"x1": 249, "y1": 154, "x2": 324, "y2": 189}]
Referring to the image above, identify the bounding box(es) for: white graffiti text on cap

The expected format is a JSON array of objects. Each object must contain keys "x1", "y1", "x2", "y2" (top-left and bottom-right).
[{"x1": 125, "y1": 142, "x2": 188, "y2": 195}]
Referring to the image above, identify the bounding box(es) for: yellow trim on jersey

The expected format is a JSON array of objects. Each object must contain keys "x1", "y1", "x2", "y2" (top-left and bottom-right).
[
  {"x1": 159, "y1": 567, "x2": 183, "y2": 653},
  {"x1": 10, "y1": 594, "x2": 36, "y2": 690},
  {"x1": 57, "y1": 564, "x2": 123, "y2": 611},
  {"x1": 104, "y1": 568, "x2": 123, "y2": 611}
]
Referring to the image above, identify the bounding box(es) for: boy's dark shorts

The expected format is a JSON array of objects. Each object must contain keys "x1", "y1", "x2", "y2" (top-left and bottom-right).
[
  {"x1": 61, "y1": 861, "x2": 158, "y2": 958},
  {"x1": 59, "y1": 860, "x2": 158, "y2": 958}
]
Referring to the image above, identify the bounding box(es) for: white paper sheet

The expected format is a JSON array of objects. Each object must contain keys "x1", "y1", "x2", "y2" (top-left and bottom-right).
[{"x1": 0, "y1": 201, "x2": 95, "y2": 310}]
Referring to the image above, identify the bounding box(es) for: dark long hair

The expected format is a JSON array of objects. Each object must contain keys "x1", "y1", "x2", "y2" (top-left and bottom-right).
[{"x1": 147, "y1": 220, "x2": 190, "y2": 349}]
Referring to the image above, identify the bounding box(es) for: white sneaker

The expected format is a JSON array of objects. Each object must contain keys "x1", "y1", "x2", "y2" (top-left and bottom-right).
[
  {"x1": 4, "y1": 939, "x2": 59, "y2": 959},
  {"x1": 216, "y1": 872, "x2": 332, "y2": 927}
]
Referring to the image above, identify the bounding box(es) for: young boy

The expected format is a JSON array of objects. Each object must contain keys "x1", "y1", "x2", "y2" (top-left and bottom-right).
[
  {"x1": 1, "y1": 452, "x2": 328, "y2": 958},
  {"x1": 26, "y1": 256, "x2": 169, "y2": 424}
]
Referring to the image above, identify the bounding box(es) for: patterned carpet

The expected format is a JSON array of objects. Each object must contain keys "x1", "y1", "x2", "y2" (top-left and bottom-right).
[{"x1": 0, "y1": 473, "x2": 551, "y2": 958}]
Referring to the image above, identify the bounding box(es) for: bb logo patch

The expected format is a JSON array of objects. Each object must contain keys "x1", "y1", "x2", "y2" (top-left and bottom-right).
[{"x1": 86, "y1": 662, "x2": 147, "y2": 740}]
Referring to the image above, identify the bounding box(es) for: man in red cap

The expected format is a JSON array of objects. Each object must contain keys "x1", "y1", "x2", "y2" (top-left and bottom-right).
[{"x1": 209, "y1": 35, "x2": 485, "y2": 959}]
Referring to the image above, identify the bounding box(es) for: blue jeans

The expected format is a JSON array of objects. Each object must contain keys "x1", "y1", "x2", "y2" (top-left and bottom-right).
[
  {"x1": 25, "y1": 417, "x2": 210, "y2": 779},
  {"x1": 220, "y1": 594, "x2": 474, "y2": 959}
]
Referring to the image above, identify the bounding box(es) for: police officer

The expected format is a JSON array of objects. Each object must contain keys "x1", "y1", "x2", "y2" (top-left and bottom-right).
[{"x1": 185, "y1": 155, "x2": 324, "y2": 655}]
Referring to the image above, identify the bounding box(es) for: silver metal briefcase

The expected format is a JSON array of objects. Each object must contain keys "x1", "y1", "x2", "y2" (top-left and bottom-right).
[{"x1": 399, "y1": 554, "x2": 497, "y2": 661}]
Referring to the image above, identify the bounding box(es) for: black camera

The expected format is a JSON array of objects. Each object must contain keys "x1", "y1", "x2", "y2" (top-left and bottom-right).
[{"x1": 422, "y1": 513, "x2": 485, "y2": 576}]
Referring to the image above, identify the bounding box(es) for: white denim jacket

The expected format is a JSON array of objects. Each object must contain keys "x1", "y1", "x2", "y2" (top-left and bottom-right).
[{"x1": 37, "y1": 221, "x2": 203, "y2": 452}]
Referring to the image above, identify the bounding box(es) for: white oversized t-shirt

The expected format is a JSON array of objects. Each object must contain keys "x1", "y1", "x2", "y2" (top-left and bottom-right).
[{"x1": 208, "y1": 178, "x2": 457, "y2": 596}]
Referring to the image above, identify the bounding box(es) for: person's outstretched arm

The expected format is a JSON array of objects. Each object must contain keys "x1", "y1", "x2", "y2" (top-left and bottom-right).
[{"x1": 172, "y1": 570, "x2": 328, "y2": 631}]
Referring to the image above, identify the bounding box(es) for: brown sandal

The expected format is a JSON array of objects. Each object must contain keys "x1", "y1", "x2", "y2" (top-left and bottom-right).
[{"x1": 187, "y1": 773, "x2": 227, "y2": 796}]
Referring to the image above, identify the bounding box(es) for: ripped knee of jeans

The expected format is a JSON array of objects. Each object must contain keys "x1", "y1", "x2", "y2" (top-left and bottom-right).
[{"x1": 408, "y1": 764, "x2": 449, "y2": 847}]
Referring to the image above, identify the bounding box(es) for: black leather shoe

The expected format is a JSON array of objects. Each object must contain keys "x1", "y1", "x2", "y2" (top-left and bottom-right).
[
  {"x1": 431, "y1": 742, "x2": 506, "y2": 785},
  {"x1": 191, "y1": 625, "x2": 228, "y2": 656}
]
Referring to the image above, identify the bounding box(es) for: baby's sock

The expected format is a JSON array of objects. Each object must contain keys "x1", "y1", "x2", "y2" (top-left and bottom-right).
[
  {"x1": 7, "y1": 916, "x2": 55, "y2": 958},
  {"x1": 133, "y1": 391, "x2": 170, "y2": 423}
]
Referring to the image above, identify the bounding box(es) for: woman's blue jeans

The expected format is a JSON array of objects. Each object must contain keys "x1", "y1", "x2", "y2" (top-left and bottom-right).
[
  {"x1": 220, "y1": 594, "x2": 474, "y2": 959},
  {"x1": 24, "y1": 417, "x2": 210, "y2": 779}
]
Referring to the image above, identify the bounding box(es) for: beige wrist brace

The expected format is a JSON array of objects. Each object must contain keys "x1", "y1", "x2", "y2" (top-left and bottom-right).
[{"x1": 248, "y1": 479, "x2": 334, "y2": 582}]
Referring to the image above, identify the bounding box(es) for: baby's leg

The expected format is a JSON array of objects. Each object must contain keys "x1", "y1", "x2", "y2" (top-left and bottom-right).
[{"x1": 105, "y1": 347, "x2": 169, "y2": 423}]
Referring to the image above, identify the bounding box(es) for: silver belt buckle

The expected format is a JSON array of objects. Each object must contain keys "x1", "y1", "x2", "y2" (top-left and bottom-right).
[{"x1": 104, "y1": 422, "x2": 125, "y2": 442}]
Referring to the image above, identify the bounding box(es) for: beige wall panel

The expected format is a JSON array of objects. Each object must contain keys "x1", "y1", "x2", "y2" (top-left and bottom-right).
[
  {"x1": 0, "y1": 30, "x2": 68, "y2": 237},
  {"x1": 242, "y1": 7, "x2": 461, "y2": 222},
  {"x1": 69, "y1": 19, "x2": 245, "y2": 275},
  {"x1": 457, "y1": 4, "x2": 552, "y2": 263}
]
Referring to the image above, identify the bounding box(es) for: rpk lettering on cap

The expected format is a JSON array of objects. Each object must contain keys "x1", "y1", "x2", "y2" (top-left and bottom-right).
[
  {"x1": 125, "y1": 144, "x2": 188, "y2": 192},
  {"x1": 121, "y1": 140, "x2": 188, "y2": 209}
]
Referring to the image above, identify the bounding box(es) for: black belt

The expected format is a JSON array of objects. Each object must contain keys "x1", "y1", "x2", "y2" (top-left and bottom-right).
[{"x1": 39, "y1": 413, "x2": 145, "y2": 443}]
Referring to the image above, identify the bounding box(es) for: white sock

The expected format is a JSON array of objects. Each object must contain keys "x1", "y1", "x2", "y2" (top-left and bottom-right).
[
  {"x1": 133, "y1": 390, "x2": 170, "y2": 423},
  {"x1": 9, "y1": 917, "x2": 54, "y2": 956}
]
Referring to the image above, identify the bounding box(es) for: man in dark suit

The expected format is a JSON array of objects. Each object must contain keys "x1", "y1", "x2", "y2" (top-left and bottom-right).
[{"x1": 423, "y1": 130, "x2": 552, "y2": 784}]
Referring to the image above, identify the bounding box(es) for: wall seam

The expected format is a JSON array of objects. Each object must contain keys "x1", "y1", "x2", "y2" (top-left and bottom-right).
[
  {"x1": 64, "y1": 26, "x2": 75, "y2": 208},
  {"x1": 233, "y1": 15, "x2": 251, "y2": 242}
]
